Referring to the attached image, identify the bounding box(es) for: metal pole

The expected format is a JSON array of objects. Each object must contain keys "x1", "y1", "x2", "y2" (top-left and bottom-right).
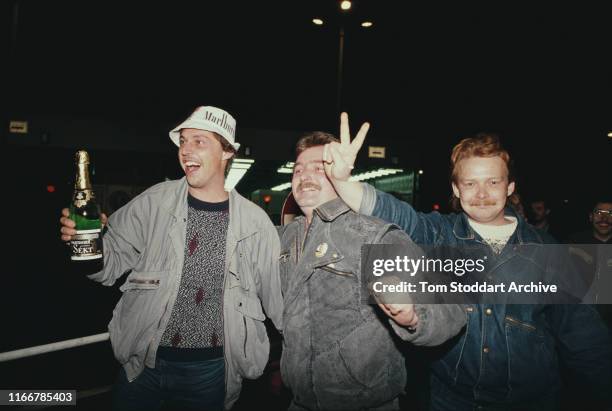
[
  {"x1": 412, "y1": 170, "x2": 420, "y2": 209},
  {"x1": 336, "y1": 25, "x2": 345, "y2": 113},
  {"x1": 10, "y1": 0, "x2": 20, "y2": 60}
]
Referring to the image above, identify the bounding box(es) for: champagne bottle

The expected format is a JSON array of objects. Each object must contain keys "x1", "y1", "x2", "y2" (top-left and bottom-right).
[{"x1": 69, "y1": 150, "x2": 103, "y2": 272}]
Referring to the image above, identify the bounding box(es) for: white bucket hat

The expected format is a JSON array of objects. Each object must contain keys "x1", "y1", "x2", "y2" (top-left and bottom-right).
[{"x1": 169, "y1": 106, "x2": 240, "y2": 151}]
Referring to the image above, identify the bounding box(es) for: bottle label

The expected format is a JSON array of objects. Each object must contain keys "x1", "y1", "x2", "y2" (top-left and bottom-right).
[
  {"x1": 73, "y1": 190, "x2": 95, "y2": 208},
  {"x1": 70, "y1": 228, "x2": 103, "y2": 260}
]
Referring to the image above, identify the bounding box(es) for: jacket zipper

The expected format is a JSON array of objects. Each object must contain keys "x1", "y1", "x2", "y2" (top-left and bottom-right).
[
  {"x1": 222, "y1": 247, "x2": 229, "y2": 402},
  {"x1": 321, "y1": 265, "x2": 353, "y2": 277},
  {"x1": 243, "y1": 316, "x2": 248, "y2": 358},
  {"x1": 128, "y1": 279, "x2": 160, "y2": 285}
]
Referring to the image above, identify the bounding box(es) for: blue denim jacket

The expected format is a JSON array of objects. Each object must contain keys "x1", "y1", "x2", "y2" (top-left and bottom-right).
[{"x1": 361, "y1": 184, "x2": 611, "y2": 407}]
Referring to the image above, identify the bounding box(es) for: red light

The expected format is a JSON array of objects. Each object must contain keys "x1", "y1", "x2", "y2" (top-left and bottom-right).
[
  {"x1": 433, "y1": 203, "x2": 440, "y2": 210},
  {"x1": 46, "y1": 185, "x2": 56, "y2": 193},
  {"x1": 263, "y1": 195, "x2": 272, "y2": 204}
]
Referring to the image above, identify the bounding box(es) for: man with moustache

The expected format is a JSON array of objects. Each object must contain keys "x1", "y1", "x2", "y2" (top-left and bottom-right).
[
  {"x1": 278, "y1": 130, "x2": 466, "y2": 411},
  {"x1": 323, "y1": 115, "x2": 611, "y2": 410},
  {"x1": 59, "y1": 106, "x2": 282, "y2": 411},
  {"x1": 567, "y1": 198, "x2": 612, "y2": 327}
]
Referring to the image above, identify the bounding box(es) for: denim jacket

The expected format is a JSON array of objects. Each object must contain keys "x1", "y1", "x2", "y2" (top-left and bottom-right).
[
  {"x1": 360, "y1": 184, "x2": 611, "y2": 406},
  {"x1": 278, "y1": 198, "x2": 466, "y2": 410}
]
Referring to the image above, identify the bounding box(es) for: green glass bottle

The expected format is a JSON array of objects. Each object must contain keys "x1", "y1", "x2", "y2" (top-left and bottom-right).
[{"x1": 69, "y1": 150, "x2": 103, "y2": 271}]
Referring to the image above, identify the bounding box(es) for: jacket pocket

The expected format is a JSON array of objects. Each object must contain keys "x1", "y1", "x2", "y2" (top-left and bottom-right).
[
  {"x1": 434, "y1": 305, "x2": 472, "y2": 385},
  {"x1": 110, "y1": 271, "x2": 165, "y2": 364},
  {"x1": 119, "y1": 271, "x2": 164, "y2": 292},
  {"x1": 279, "y1": 250, "x2": 291, "y2": 292},
  {"x1": 231, "y1": 290, "x2": 269, "y2": 379},
  {"x1": 505, "y1": 315, "x2": 557, "y2": 400},
  {"x1": 505, "y1": 315, "x2": 536, "y2": 332},
  {"x1": 312, "y1": 321, "x2": 404, "y2": 409},
  {"x1": 119, "y1": 278, "x2": 161, "y2": 291},
  {"x1": 320, "y1": 263, "x2": 354, "y2": 277},
  {"x1": 235, "y1": 294, "x2": 266, "y2": 321}
]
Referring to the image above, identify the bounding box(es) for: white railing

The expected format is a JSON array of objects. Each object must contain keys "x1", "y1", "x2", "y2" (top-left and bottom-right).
[
  {"x1": 0, "y1": 332, "x2": 113, "y2": 408},
  {"x1": 0, "y1": 332, "x2": 109, "y2": 362}
]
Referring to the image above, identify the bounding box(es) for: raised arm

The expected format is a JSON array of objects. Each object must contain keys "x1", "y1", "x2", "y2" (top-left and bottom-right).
[
  {"x1": 324, "y1": 113, "x2": 444, "y2": 244},
  {"x1": 323, "y1": 112, "x2": 368, "y2": 212}
]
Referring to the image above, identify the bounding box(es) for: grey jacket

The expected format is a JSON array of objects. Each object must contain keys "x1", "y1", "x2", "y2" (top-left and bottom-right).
[
  {"x1": 278, "y1": 199, "x2": 466, "y2": 411},
  {"x1": 88, "y1": 178, "x2": 283, "y2": 409}
]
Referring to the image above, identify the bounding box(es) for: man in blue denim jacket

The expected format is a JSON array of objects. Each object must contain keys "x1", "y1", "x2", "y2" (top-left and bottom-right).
[{"x1": 323, "y1": 114, "x2": 611, "y2": 410}]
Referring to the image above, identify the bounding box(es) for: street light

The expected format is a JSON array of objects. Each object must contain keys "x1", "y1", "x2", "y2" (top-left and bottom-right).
[
  {"x1": 311, "y1": 1, "x2": 373, "y2": 112},
  {"x1": 340, "y1": 1, "x2": 352, "y2": 11}
]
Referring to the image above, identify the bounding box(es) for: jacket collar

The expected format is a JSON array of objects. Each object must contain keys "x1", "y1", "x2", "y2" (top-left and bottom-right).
[
  {"x1": 162, "y1": 177, "x2": 256, "y2": 241},
  {"x1": 227, "y1": 189, "x2": 258, "y2": 241},
  {"x1": 452, "y1": 212, "x2": 475, "y2": 241},
  {"x1": 452, "y1": 206, "x2": 543, "y2": 245},
  {"x1": 313, "y1": 197, "x2": 351, "y2": 222},
  {"x1": 162, "y1": 177, "x2": 189, "y2": 220}
]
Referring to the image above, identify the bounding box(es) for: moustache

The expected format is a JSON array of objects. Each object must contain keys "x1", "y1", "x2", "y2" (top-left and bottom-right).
[
  {"x1": 298, "y1": 181, "x2": 321, "y2": 192},
  {"x1": 470, "y1": 200, "x2": 497, "y2": 207}
]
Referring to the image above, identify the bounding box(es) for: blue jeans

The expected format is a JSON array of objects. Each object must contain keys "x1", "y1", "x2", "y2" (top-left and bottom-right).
[
  {"x1": 112, "y1": 357, "x2": 225, "y2": 411},
  {"x1": 429, "y1": 374, "x2": 559, "y2": 411}
]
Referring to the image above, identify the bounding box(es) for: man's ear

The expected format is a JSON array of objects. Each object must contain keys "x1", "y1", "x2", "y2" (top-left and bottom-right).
[
  {"x1": 507, "y1": 181, "x2": 516, "y2": 197},
  {"x1": 452, "y1": 182, "x2": 460, "y2": 199},
  {"x1": 222, "y1": 151, "x2": 234, "y2": 161}
]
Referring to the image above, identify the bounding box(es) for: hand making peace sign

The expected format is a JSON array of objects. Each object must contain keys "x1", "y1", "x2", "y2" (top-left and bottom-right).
[{"x1": 323, "y1": 112, "x2": 370, "y2": 183}]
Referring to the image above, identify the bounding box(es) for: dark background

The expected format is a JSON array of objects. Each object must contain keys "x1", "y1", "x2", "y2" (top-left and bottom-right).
[
  {"x1": 3, "y1": 1, "x2": 611, "y2": 210},
  {"x1": 4, "y1": 1, "x2": 612, "y2": 185},
  {"x1": 1, "y1": 1, "x2": 610, "y2": 409}
]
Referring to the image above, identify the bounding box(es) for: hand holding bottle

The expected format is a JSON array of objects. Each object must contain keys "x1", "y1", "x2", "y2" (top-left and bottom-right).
[
  {"x1": 63, "y1": 150, "x2": 105, "y2": 273},
  {"x1": 60, "y1": 208, "x2": 108, "y2": 242}
]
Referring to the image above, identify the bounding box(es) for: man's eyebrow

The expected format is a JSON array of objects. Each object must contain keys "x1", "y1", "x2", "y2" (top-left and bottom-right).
[
  {"x1": 180, "y1": 132, "x2": 211, "y2": 139},
  {"x1": 459, "y1": 175, "x2": 504, "y2": 181},
  {"x1": 294, "y1": 159, "x2": 324, "y2": 166}
]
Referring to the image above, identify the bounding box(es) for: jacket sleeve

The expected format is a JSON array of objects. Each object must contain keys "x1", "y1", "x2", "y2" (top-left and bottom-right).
[
  {"x1": 376, "y1": 228, "x2": 467, "y2": 346},
  {"x1": 86, "y1": 196, "x2": 147, "y2": 286},
  {"x1": 360, "y1": 183, "x2": 449, "y2": 245},
  {"x1": 254, "y1": 218, "x2": 284, "y2": 332},
  {"x1": 388, "y1": 303, "x2": 467, "y2": 347},
  {"x1": 548, "y1": 304, "x2": 612, "y2": 404}
]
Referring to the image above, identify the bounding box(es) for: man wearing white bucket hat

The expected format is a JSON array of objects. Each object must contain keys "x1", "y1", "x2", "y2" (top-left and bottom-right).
[{"x1": 60, "y1": 106, "x2": 283, "y2": 410}]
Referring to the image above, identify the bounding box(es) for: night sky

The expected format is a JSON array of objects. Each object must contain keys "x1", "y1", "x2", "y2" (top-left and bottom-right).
[{"x1": 4, "y1": 1, "x2": 612, "y2": 210}]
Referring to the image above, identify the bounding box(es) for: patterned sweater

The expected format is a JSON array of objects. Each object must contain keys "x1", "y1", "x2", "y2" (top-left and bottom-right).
[{"x1": 158, "y1": 194, "x2": 229, "y2": 360}]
